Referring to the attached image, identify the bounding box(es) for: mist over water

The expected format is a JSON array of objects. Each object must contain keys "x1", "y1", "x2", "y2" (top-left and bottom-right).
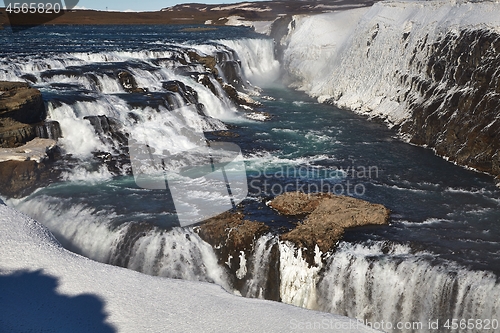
[{"x1": 2, "y1": 24, "x2": 500, "y2": 332}]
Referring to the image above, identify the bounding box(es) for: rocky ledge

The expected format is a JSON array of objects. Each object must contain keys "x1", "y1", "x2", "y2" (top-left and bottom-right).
[
  {"x1": 0, "y1": 159, "x2": 59, "y2": 199},
  {"x1": 0, "y1": 81, "x2": 61, "y2": 148},
  {"x1": 196, "y1": 211, "x2": 270, "y2": 291},
  {"x1": 0, "y1": 81, "x2": 45, "y2": 124},
  {"x1": 270, "y1": 192, "x2": 390, "y2": 263},
  {"x1": 196, "y1": 192, "x2": 389, "y2": 279},
  {"x1": 0, "y1": 82, "x2": 62, "y2": 198}
]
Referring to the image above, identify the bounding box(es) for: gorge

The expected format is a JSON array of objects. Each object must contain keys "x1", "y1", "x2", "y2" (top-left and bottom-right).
[{"x1": 1, "y1": 1, "x2": 500, "y2": 332}]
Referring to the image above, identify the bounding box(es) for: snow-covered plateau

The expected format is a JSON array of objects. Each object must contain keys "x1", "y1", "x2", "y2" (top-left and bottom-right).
[{"x1": 0, "y1": 202, "x2": 378, "y2": 332}]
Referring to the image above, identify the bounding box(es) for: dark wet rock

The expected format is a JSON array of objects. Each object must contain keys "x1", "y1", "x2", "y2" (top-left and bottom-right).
[
  {"x1": 220, "y1": 61, "x2": 244, "y2": 89},
  {"x1": 222, "y1": 84, "x2": 261, "y2": 107},
  {"x1": 84, "y1": 115, "x2": 128, "y2": 149},
  {"x1": 40, "y1": 69, "x2": 82, "y2": 81},
  {"x1": 0, "y1": 159, "x2": 59, "y2": 198},
  {"x1": 163, "y1": 80, "x2": 199, "y2": 105},
  {"x1": 163, "y1": 91, "x2": 184, "y2": 110},
  {"x1": 117, "y1": 71, "x2": 145, "y2": 93},
  {"x1": 162, "y1": 80, "x2": 208, "y2": 116},
  {"x1": 35, "y1": 121, "x2": 62, "y2": 141},
  {"x1": 397, "y1": 29, "x2": 500, "y2": 181},
  {"x1": 83, "y1": 115, "x2": 131, "y2": 173},
  {"x1": 197, "y1": 74, "x2": 219, "y2": 96},
  {"x1": 210, "y1": 130, "x2": 240, "y2": 138},
  {"x1": 270, "y1": 15, "x2": 294, "y2": 61},
  {"x1": 0, "y1": 117, "x2": 60, "y2": 149},
  {"x1": 270, "y1": 192, "x2": 390, "y2": 263},
  {"x1": 0, "y1": 81, "x2": 45, "y2": 124},
  {"x1": 20, "y1": 74, "x2": 38, "y2": 84},
  {"x1": 187, "y1": 51, "x2": 218, "y2": 76},
  {"x1": 0, "y1": 118, "x2": 37, "y2": 148}
]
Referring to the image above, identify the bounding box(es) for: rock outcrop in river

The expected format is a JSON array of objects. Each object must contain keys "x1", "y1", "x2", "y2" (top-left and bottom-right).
[
  {"x1": 195, "y1": 192, "x2": 389, "y2": 295},
  {"x1": 0, "y1": 82, "x2": 61, "y2": 198},
  {"x1": 0, "y1": 82, "x2": 47, "y2": 148},
  {"x1": 270, "y1": 192, "x2": 390, "y2": 263}
]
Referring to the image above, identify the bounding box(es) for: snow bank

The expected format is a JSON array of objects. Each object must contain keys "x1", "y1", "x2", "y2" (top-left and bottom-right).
[
  {"x1": 0, "y1": 203, "x2": 378, "y2": 333},
  {"x1": 282, "y1": 0, "x2": 500, "y2": 125}
]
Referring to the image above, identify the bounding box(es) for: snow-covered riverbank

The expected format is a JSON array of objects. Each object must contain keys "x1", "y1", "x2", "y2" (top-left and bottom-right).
[{"x1": 0, "y1": 202, "x2": 378, "y2": 333}]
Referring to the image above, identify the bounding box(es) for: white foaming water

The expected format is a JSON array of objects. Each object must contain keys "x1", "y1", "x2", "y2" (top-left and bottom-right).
[
  {"x1": 47, "y1": 96, "x2": 226, "y2": 164},
  {"x1": 216, "y1": 38, "x2": 281, "y2": 87},
  {"x1": 243, "y1": 234, "x2": 277, "y2": 299},
  {"x1": 9, "y1": 196, "x2": 122, "y2": 263},
  {"x1": 7, "y1": 187, "x2": 500, "y2": 333},
  {"x1": 174, "y1": 73, "x2": 240, "y2": 121},
  {"x1": 9, "y1": 195, "x2": 231, "y2": 291},
  {"x1": 123, "y1": 227, "x2": 231, "y2": 289},
  {"x1": 279, "y1": 241, "x2": 324, "y2": 310},
  {"x1": 71, "y1": 50, "x2": 177, "y2": 63},
  {"x1": 316, "y1": 242, "x2": 500, "y2": 333},
  {"x1": 0, "y1": 56, "x2": 84, "y2": 81},
  {"x1": 3, "y1": 39, "x2": 281, "y2": 166},
  {"x1": 244, "y1": 151, "x2": 335, "y2": 174},
  {"x1": 96, "y1": 75, "x2": 125, "y2": 94},
  {"x1": 61, "y1": 165, "x2": 114, "y2": 183},
  {"x1": 48, "y1": 103, "x2": 107, "y2": 158}
]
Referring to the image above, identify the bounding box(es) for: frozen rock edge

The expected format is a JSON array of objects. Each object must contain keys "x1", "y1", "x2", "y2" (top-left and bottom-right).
[{"x1": 281, "y1": 0, "x2": 500, "y2": 182}]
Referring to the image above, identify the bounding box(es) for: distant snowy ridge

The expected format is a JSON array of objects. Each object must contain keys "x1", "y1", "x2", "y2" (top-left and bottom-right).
[
  {"x1": 0, "y1": 203, "x2": 378, "y2": 333},
  {"x1": 282, "y1": 0, "x2": 500, "y2": 179}
]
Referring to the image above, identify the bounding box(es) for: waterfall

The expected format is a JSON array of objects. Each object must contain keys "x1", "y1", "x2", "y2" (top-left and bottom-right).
[
  {"x1": 316, "y1": 242, "x2": 500, "y2": 333},
  {"x1": 216, "y1": 38, "x2": 281, "y2": 87},
  {"x1": 281, "y1": 1, "x2": 500, "y2": 177},
  {"x1": 9, "y1": 188, "x2": 500, "y2": 333},
  {"x1": 4, "y1": 21, "x2": 500, "y2": 333},
  {"x1": 10, "y1": 195, "x2": 232, "y2": 291},
  {"x1": 0, "y1": 38, "x2": 279, "y2": 168}
]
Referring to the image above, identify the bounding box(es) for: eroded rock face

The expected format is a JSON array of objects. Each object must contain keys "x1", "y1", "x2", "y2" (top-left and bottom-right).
[
  {"x1": 117, "y1": 71, "x2": 145, "y2": 93},
  {"x1": 84, "y1": 115, "x2": 128, "y2": 148},
  {"x1": 0, "y1": 81, "x2": 45, "y2": 124},
  {"x1": 0, "y1": 82, "x2": 60, "y2": 150},
  {"x1": 0, "y1": 82, "x2": 62, "y2": 198},
  {"x1": 35, "y1": 121, "x2": 62, "y2": 141},
  {"x1": 0, "y1": 159, "x2": 57, "y2": 198},
  {"x1": 196, "y1": 211, "x2": 270, "y2": 291},
  {"x1": 0, "y1": 118, "x2": 36, "y2": 148},
  {"x1": 197, "y1": 211, "x2": 269, "y2": 263},
  {"x1": 400, "y1": 30, "x2": 500, "y2": 180},
  {"x1": 270, "y1": 192, "x2": 390, "y2": 263}
]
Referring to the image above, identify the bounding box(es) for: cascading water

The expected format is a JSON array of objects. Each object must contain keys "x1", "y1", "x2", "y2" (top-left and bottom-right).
[
  {"x1": 2, "y1": 19, "x2": 500, "y2": 333},
  {"x1": 2, "y1": 27, "x2": 285, "y2": 294},
  {"x1": 315, "y1": 242, "x2": 500, "y2": 333},
  {"x1": 216, "y1": 38, "x2": 281, "y2": 87}
]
